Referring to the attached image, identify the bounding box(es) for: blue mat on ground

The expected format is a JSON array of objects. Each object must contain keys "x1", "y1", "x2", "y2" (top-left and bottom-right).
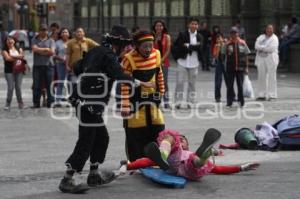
[{"x1": 140, "y1": 167, "x2": 187, "y2": 188}]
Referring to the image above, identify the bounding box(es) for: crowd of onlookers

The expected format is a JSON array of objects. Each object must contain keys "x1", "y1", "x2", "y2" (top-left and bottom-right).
[{"x1": 1, "y1": 16, "x2": 300, "y2": 111}]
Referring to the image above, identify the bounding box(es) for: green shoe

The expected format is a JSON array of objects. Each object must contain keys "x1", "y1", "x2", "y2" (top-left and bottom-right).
[
  {"x1": 59, "y1": 177, "x2": 89, "y2": 194},
  {"x1": 196, "y1": 128, "x2": 221, "y2": 161},
  {"x1": 144, "y1": 142, "x2": 170, "y2": 171}
]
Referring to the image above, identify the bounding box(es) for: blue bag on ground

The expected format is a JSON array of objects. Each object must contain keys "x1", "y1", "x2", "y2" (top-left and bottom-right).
[{"x1": 274, "y1": 115, "x2": 300, "y2": 146}]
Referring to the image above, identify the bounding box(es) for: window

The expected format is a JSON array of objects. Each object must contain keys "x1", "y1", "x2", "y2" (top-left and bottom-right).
[
  {"x1": 190, "y1": 0, "x2": 205, "y2": 16},
  {"x1": 170, "y1": 0, "x2": 184, "y2": 16},
  {"x1": 211, "y1": 0, "x2": 230, "y2": 16},
  {"x1": 90, "y1": 6, "x2": 97, "y2": 17},
  {"x1": 81, "y1": 7, "x2": 88, "y2": 17},
  {"x1": 103, "y1": 1, "x2": 108, "y2": 17},
  {"x1": 111, "y1": 0, "x2": 120, "y2": 17},
  {"x1": 154, "y1": 0, "x2": 166, "y2": 16},
  {"x1": 137, "y1": 1, "x2": 150, "y2": 17},
  {"x1": 124, "y1": 2, "x2": 134, "y2": 17}
]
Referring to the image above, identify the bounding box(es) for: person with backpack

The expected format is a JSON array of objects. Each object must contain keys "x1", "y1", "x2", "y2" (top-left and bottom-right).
[{"x1": 58, "y1": 25, "x2": 155, "y2": 194}]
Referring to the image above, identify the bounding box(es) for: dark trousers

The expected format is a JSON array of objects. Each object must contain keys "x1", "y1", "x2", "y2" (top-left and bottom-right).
[
  {"x1": 162, "y1": 66, "x2": 169, "y2": 104},
  {"x1": 279, "y1": 37, "x2": 300, "y2": 62},
  {"x1": 32, "y1": 65, "x2": 54, "y2": 107},
  {"x1": 125, "y1": 125, "x2": 165, "y2": 162},
  {"x1": 202, "y1": 45, "x2": 211, "y2": 70},
  {"x1": 226, "y1": 70, "x2": 244, "y2": 106},
  {"x1": 214, "y1": 60, "x2": 228, "y2": 101},
  {"x1": 66, "y1": 109, "x2": 109, "y2": 172}
]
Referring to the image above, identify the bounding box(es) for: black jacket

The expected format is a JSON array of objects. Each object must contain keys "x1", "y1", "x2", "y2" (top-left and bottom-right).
[
  {"x1": 171, "y1": 30, "x2": 204, "y2": 62},
  {"x1": 70, "y1": 46, "x2": 134, "y2": 115}
]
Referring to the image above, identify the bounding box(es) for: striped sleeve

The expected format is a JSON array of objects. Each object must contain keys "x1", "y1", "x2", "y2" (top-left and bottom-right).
[
  {"x1": 120, "y1": 57, "x2": 133, "y2": 111},
  {"x1": 157, "y1": 66, "x2": 165, "y2": 95}
]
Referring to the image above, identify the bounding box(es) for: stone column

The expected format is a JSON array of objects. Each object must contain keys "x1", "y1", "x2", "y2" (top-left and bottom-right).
[
  {"x1": 292, "y1": 0, "x2": 300, "y2": 16},
  {"x1": 239, "y1": 0, "x2": 260, "y2": 45}
]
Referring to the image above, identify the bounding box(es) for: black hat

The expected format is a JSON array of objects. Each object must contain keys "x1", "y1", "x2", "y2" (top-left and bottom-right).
[
  {"x1": 39, "y1": 24, "x2": 48, "y2": 31},
  {"x1": 106, "y1": 25, "x2": 131, "y2": 41},
  {"x1": 105, "y1": 25, "x2": 131, "y2": 46}
]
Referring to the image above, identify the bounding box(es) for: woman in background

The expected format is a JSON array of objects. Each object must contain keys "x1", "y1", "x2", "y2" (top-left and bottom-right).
[{"x1": 152, "y1": 20, "x2": 171, "y2": 109}]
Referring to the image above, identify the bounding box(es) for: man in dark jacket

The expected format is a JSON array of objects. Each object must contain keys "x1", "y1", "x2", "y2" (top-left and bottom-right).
[
  {"x1": 59, "y1": 25, "x2": 154, "y2": 194},
  {"x1": 172, "y1": 17, "x2": 203, "y2": 109}
]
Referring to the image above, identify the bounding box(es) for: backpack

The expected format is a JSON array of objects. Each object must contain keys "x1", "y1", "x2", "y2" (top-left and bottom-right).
[
  {"x1": 254, "y1": 122, "x2": 279, "y2": 150},
  {"x1": 274, "y1": 115, "x2": 300, "y2": 146}
]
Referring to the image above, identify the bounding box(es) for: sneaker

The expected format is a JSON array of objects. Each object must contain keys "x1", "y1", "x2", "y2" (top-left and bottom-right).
[
  {"x1": 18, "y1": 103, "x2": 23, "y2": 109},
  {"x1": 256, "y1": 97, "x2": 266, "y2": 101},
  {"x1": 30, "y1": 104, "x2": 40, "y2": 109},
  {"x1": 215, "y1": 99, "x2": 221, "y2": 103},
  {"x1": 144, "y1": 142, "x2": 169, "y2": 171},
  {"x1": 4, "y1": 105, "x2": 10, "y2": 111},
  {"x1": 175, "y1": 104, "x2": 181, "y2": 109},
  {"x1": 196, "y1": 128, "x2": 222, "y2": 159},
  {"x1": 87, "y1": 171, "x2": 116, "y2": 187},
  {"x1": 164, "y1": 104, "x2": 171, "y2": 109},
  {"x1": 59, "y1": 177, "x2": 89, "y2": 194}
]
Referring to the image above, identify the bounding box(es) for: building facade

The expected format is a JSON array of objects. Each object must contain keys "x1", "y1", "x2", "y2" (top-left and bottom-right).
[
  {"x1": 60, "y1": 0, "x2": 300, "y2": 46},
  {"x1": 0, "y1": 0, "x2": 36, "y2": 31}
]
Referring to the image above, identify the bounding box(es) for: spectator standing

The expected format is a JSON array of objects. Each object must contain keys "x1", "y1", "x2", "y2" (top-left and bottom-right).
[
  {"x1": 199, "y1": 22, "x2": 212, "y2": 71},
  {"x1": 225, "y1": 27, "x2": 250, "y2": 108},
  {"x1": 31, "y1": 24, "x2": 56, "y2": 108},
  {"x1": 173, "y1": 17, "x2": 203, "y2": 109},
  {"x1": 255, "y1": 24, "x2": 279, "y2": 101},
  {"x1": 53, "y1": 28, "x2": 72, "y2": 106},
  {"x1": 212, "y1": 33, "x2": 227, "y2": 103},
  {"x1": 65, "y1": 27, "x2": 99, "y2": 86},
  {"x1": 233, "y1": 19, "x2": 246, "y2": 40},
  {"x1": 49, "y1": 22, "x2": 60, "y2": 41},
  {"x1": 279, "y1": 17, "x2": 300, "y2": 64},
  {"x1": 152, "y1": 19, "x2": 172, "y2": 109},
  {"x1": 2, "y1": 36, "x2": 26, "y2": 110}
]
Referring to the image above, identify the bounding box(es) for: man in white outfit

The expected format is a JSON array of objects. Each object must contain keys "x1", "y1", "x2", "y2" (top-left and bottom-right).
[
  {"x1": 173, "y1": 18, "x2": 203, "y2": 109},
  {"x1": 255, "y1": 24, "x2": 279, "y2": 101}
]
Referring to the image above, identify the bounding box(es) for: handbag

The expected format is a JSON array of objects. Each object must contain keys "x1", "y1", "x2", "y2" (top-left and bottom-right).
[{"x1": 12, "y1": 59, "x2": 26, "y2": 73}]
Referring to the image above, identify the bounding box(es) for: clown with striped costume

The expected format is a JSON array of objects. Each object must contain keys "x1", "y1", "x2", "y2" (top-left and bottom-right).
[{"x1": 121, "y1": 30, "x2": 165, "y2": 162}]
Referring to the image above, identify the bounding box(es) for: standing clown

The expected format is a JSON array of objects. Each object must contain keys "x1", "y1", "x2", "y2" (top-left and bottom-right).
[{"x1": 121, "y1": 30, "x2": 165, "y2": 161}]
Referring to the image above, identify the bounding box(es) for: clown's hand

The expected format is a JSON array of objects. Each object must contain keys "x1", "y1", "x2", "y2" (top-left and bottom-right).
[{"x1": 240, "y1": 162, "x2": 260, "y2": 172}]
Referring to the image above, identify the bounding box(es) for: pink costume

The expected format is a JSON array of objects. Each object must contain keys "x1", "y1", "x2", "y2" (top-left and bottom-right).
[{"x1": 157, "y1": 129, "x2": 214, "y2": 181}]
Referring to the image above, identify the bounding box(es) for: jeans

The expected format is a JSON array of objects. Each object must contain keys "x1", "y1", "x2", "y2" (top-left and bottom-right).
[
  {"x1": 226, "y1": 70, "x2": 244, "y2": 106},
  {"x1": 4, "y1": 73, "x2": 23, "y2": 106},
  {"x1": 65, "y1": 109, "x2": 109, "y2": 172},
  {"x1": 32, "y1": 65, "x2": 54, "y2": 107},
  {"x1": 214, "y1": 60, "x2": 227, "y2": 101},
  {"x1": 66, "y1": 71, "x2": 77, "y2": 96},
  {"x1": 55, "y1": 62, "x2": 67, "y2": 102},
  {"x1": 174, "y1": 65, "x2": 198, "y2": 104}
]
